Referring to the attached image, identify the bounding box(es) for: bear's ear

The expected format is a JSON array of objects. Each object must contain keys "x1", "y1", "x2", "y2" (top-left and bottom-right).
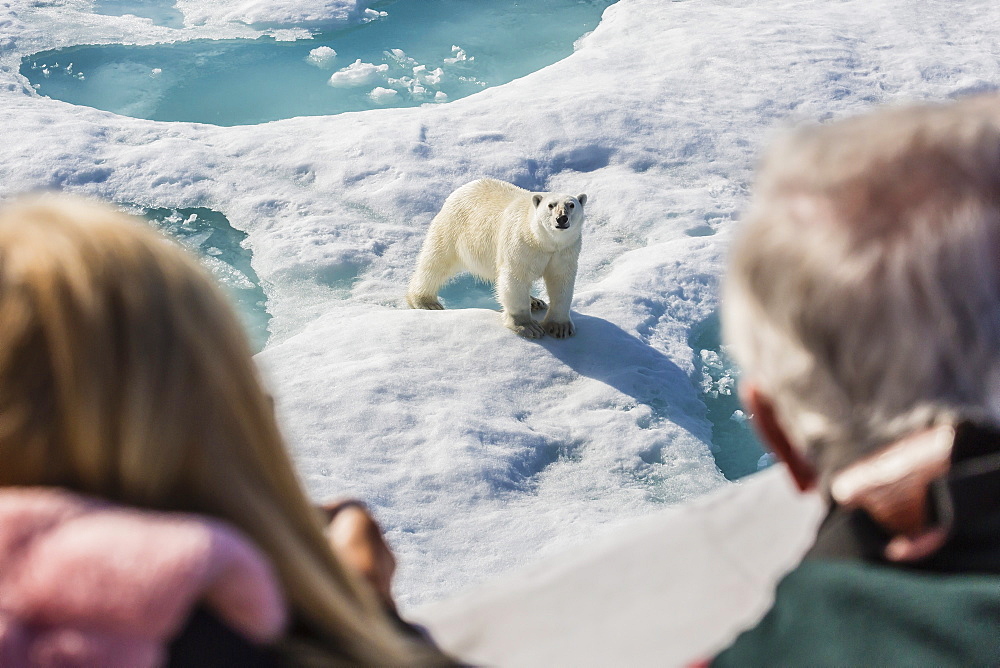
[
  {"x1": 577, "y1": 194, "x2": 587, "y2": 206},
  {"x1": 532, "y1": 194, "x2": 543, "y2": 208}
]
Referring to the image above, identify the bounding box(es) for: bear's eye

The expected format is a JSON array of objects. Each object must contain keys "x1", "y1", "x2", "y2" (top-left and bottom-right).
[
  {"x1": 548, "y1": 202, "x2": 556, "y2": 209},
  {"x1": 568, "y1": 202, "x2": 574, "y2": 209}
]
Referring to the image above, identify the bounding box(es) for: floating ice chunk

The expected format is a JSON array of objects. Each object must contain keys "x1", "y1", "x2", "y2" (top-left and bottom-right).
[
  {"x1": 444, "y1": 45, "x2": 474, "y2": 65},
  {"x1": 730, "y1": 409, "x2": 748, "y2": 425},
  {"x1": 150, "y1": 68, "x2": 162, "y2": 76},
  {"x1": 700, "y1": 349, "x2": 722, "y2": 368},
  {"x1": 386, "y1": 50, "x2": 421, "y2": 75},
  {"x1": 415, "y1": 65, "x2": 444, "y2": 86},
  {"x1": 306, "y1": 46, "x2": 337, "y2": 68},
  {"x1": 362, "y1": 8, "x2": 387, "y2": 22},
  {"x1": 757, "y1": 452, "x2": 777, "y2": 470},
  {"x1": 698, "y1": 348, "x2": 738, "y2": 397},
  {"x1": 328, "y1": 59, "x2": 389, "y2": 87},
  {"x1": 458, "y1": 75, "x2": 487, "y2": 87},
  {"x1": 202, "y1": 256, "x2": 255, "y2": 290},
  {"x1": 180, "y1": 229, "x2": 212, "y2": 249},
  {"x1": 369, "y1": 86, "x2": 398, "y2": 104},
  {"x1": 435, "y1": 91, "x2": 448, "y2": 101},
  {"x1": 393, "y1": 78, "x2": 411, "y2": 90},
  {"x1": 385, "y1": 57, "x2": 445, "y2": 100},
  {"x1": 41, "y1": 68, "x2": 50, "y2": 78},
  {"x1": 269, "y1": 28, "x2": 310, "y2": 42}
]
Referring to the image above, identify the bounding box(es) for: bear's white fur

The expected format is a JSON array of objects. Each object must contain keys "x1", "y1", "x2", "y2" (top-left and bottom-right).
[{"x1": 406, "y1": 178, "x2": 587, "y2": 338}]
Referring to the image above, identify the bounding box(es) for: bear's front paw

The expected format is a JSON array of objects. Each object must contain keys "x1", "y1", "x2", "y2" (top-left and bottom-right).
[
  {"x1": 506, "y1": 314, "x2": 546, "y2": 339},
  {"x1": 542, "y1": 319, "x2": 575, "y2": 339}
]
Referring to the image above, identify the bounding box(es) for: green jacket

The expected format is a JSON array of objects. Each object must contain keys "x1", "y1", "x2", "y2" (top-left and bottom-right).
[
  {"x1": 713, "y1": 558, "x2": 1000, "y2": 666},
  {"x1": 715, "y1": 422, "x2": 1000, "y2": 666}
]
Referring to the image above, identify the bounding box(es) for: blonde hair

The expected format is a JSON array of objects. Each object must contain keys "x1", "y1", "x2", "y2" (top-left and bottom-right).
[
  {"x1": 0, "y1": 195, "x2": 445, "y2": 665},
  {"x1": 723, "y1": 95, "x2": 1000, "y2": 477}
]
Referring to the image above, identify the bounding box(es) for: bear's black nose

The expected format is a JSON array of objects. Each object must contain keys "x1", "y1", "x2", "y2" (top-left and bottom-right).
[{"x1": 556, "y1": 214, "x2": 569, "y2": 226}]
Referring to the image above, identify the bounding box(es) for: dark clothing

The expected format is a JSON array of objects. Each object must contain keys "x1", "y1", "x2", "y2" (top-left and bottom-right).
[
  {"x1": 712, "y1": 558, "x2": 1000, "y2": 666},
  {"x1": 168, "y1": 604, "x2": 443, "y2": 666},
  {"x1": 713, "y1": 423, "x2": 1000, "y2": 666},
  {"x1": 169, "y1": 608, "x2": 281, "y2": 667}
]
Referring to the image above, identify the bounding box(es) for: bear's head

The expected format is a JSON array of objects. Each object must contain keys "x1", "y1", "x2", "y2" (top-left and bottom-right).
[{"x1": 531, "y1": 192, "x2": 587, "y2": 237}]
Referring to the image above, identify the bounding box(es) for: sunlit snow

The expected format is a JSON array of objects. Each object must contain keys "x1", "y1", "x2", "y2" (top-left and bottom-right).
[{"x1": 2, "y1": 0, "x2": 999, "y2": 609}]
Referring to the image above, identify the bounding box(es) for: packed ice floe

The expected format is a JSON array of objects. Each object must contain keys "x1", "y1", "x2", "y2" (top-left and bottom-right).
[
  {"x1": 175, "y1": 0, "x2": 384, "y2": 29},
  {"x1": 2, "y1": 0, "x2": 1000, "y2": 610}
]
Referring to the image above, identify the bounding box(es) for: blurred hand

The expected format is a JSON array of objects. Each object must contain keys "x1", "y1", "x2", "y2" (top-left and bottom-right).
[{"x1": 321, "y1": 500, "x2": 398, "y2": 611}]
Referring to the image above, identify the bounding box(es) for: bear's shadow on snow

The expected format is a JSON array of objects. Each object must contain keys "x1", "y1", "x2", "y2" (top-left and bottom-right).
[{"x1": 537, "y1": 312, "x2": 706, "y2": 439}]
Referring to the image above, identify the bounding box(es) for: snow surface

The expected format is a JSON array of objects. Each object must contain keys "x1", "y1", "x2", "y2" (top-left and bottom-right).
[
  {"x1": 2, "y1": 0, "x2": 1000, "y2": 613},
  {"x1": 175, "y1": 0, "x2": 381, "y2": 30}
]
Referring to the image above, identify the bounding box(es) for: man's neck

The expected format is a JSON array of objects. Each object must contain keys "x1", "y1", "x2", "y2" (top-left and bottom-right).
[{"x1": 809, "y1": 421, "x2": 1000, "y2": 574}]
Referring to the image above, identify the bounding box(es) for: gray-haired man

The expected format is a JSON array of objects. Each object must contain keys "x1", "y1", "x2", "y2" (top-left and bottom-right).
[{"x1": 714, "y1": 96, "x2": 1000, "y2": 664}]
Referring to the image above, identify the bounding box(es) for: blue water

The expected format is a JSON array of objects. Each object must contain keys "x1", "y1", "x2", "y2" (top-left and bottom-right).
[
  {"x1": 689, "y1": 313, "x2": 771, "y2": 480},
  {"x1": 438, "y1": 274, "x2": 502, "y2": 310},
  {"x1": 23, "y1": 0, "x2": 614, "y2": 126},
  {"x1": 128, "y1": 205, "x2": 271, "y2": 351}
]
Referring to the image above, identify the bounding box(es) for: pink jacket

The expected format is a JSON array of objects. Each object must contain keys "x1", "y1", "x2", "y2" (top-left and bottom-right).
[{"x1": 0, "y1": 487, "x2": 287, "y2": 667}]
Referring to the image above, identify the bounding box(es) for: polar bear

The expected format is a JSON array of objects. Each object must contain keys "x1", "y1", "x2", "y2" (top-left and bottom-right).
[{"x1": 406, "y1": 178, "x2": 587, "y2": 338}]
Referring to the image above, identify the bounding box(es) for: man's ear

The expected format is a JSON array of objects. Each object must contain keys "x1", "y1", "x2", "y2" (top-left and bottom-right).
[
  {"x1": 532, "y1": 194, "x2": 543, "y2": 208},
  {"x1": 741, "y1": 382, "x2": 818, "y2": 492}
]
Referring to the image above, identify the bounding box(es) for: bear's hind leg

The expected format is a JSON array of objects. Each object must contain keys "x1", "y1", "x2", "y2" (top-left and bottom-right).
[
  {"x1": 406, "y1": 245, "x2": 461, "y2": 310},
  {"x1": 530, "y1": 296, "x2": 548, "y2": 312}
]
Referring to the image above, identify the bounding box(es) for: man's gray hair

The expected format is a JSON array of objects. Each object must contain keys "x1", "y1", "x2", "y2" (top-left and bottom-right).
[{"x1": 723, "y1": 96, "x2": 1000, "y2": 476}]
